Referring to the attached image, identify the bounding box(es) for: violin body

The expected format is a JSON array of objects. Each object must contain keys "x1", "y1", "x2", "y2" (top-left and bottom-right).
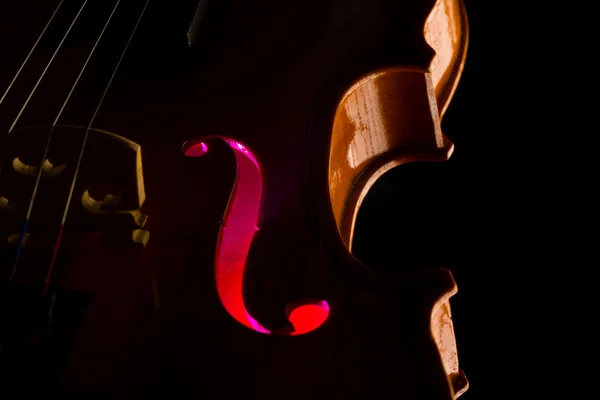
[{"x1": 0, "y1": 0, "x2": 470, "y2": 398}]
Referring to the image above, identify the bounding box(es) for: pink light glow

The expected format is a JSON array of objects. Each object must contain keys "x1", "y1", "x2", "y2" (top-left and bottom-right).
[
  {"x1": 287, "y1": 300, "x2": 331, "y2": 336},
  {"x1": 183, "y1": 138, "x2": 329, "y2": 335},
  {"x1": 183, "y1": 141, "x2": 208, "y2": 157}
]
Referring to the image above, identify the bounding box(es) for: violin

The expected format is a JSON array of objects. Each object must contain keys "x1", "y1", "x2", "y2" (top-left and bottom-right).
[{"x1": 0, "y1": 0, "x2": 471, "y2": 398}]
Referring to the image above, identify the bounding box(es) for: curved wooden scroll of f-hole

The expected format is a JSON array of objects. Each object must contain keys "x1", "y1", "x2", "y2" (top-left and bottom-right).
[
  {"x1": 328, "y1": 0, "x2": 469, "y2": 249},
  {"x1": 182, "y1": 137, "x2": 329, "y2": 335},
  {"x1": 329, "y1": 67, "x2": 455, "y2": 249}
]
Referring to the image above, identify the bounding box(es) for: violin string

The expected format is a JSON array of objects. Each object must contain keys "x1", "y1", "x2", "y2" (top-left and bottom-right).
[
  {"x1": 0, "y1": 0, "x2": 89, "y2": 179},
  {"x1": 8, "y1": 0, "x2": 120, "y2": 285},
  {"x1": 0, "y1": 0, "x2": 65, "y2": 107},
  {"x1": 43, "y1": 0, "x2": 151, "y2": 295},
  {"x1": 6, "y1": 0, "x2": 89, "y2": 135}
]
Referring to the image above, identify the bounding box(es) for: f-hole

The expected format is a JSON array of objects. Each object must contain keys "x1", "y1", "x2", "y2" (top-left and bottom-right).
[{"x1": 183, "y1": 138, "x2": 330, "y2": 335}]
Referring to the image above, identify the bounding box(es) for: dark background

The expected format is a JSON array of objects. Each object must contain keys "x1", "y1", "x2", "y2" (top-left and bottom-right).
[{"x1": 352, "y1": 1, "x2": 481, "y2": 398}]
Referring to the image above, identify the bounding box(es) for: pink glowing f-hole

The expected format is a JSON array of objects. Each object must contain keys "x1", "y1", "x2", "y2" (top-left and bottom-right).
[{"x1": 183, "y1": 138, "x2": 329, "y2": 335}]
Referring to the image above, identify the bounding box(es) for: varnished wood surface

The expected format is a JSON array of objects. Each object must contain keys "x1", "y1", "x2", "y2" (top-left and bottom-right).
[{"x1": 0, "y1": 0, "x2": 473, "y2": 398}]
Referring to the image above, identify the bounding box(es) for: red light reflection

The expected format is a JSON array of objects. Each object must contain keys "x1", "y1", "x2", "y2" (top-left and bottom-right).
[{"x1": 183, "y1": 139, "x2": 329, "y2": 335}]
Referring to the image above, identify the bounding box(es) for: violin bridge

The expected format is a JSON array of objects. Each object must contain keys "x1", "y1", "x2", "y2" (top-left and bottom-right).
[{"x1": 0, "y1": 125, "x2": 150, "y2": 251}]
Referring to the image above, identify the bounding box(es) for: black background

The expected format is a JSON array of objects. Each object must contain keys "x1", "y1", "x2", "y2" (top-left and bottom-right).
[{"x1": 352, "y1": 1, "x2": 481, "y2": 398}]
